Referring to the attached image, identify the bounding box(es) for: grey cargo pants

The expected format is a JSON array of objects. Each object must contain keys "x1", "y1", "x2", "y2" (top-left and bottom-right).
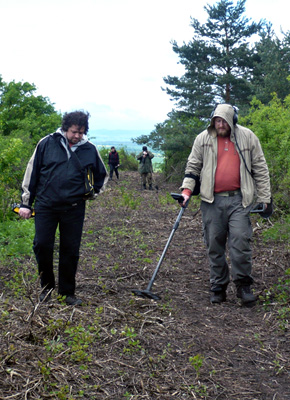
[{"x1": 200, "y1": 193, "x2": 253, "y2": 291}]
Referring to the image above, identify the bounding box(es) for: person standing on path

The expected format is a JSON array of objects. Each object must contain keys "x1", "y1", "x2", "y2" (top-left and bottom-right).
[
  {"x1": 18, "y1": 111, "x2": 108, "y2": 306},
  {"x1": 108, "y1": 146, "x2": 120, "y2": 180},
  {"x1": 180, "y1": 104, "x2": 272, "y2": 306},
  {"x1": 136, "y1": 146, "x2": 154, "y2": 190}
]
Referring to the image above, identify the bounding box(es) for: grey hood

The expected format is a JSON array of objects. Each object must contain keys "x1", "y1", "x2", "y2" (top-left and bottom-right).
[{"x1": 208, "y1": 104, "x2": 236, "y2": 135}]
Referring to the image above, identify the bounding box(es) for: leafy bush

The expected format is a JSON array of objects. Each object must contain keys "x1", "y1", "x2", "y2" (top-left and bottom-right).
[
  {"x1": 98, "y1": 146, "x2": 138, "y2": 171},
  {"x1": 262, "y1": 215, "x2": 290, "y2": 246},
  {"x1": 0, "y1": 77, "x2": 62, "y2": 223},
  {"x1": 240, "y1": 95, "x2": 290, "y2": 215},
  {"x1": 0, "y1": 137, "x2": 29, "y2": 221}
]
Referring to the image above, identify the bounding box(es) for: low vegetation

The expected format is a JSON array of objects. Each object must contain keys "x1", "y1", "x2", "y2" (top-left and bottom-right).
[{"x1": 0, "y1": 172, "x2": 289, "y2": 399}]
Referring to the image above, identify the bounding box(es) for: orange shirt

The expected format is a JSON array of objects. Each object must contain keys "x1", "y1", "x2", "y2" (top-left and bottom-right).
[{"x1": 214, "y1": 136, "x2": 240, "y2": 193}]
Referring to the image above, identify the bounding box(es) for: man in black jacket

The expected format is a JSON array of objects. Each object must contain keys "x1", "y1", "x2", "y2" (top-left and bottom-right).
[{"x1": 19, "y1": 111, "x2": 108, "y2": 305}]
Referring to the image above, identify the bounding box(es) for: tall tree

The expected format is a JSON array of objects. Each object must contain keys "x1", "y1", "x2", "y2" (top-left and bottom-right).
[
  {"x1": 252, "y1": 27, "x2": 290, "y2": 104},
  {"x1": 163, "y1": 0, "x2": 264, "y2": 118},
  {"x1": 135, "y1": 0, "x2": 290, "y2": 181},
  {"x1": 0, "y1": 79, "x2": 61, "y2": 144}
]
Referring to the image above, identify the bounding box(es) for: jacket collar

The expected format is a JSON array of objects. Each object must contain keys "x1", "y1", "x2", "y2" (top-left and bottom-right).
[{"x1": 56, "y1": 127, "x2": 88, "y2": 148}]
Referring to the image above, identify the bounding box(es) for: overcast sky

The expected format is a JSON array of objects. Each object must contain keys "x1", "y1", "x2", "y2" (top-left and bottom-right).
[{"x1": 1, "y1": 0, "x2": 289, "y2": 132}]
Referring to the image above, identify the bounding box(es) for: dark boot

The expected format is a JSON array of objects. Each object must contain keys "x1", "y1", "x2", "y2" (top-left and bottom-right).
[
  {"x1": 210, "y1": 290, "x2": 227, "y2": 304},
  {"x1": 149, "y1": 184, "x2": 153, "y2": 190},
  {"x1": 143, "y1": 184, "x2": 146, "y2": 190},
  {"x1": 64, "y1": 295, "x2": 82, "y2": 306},
  {"x1": 237, "y1": 286, "x2": 257, "y2": 306},
  {"x1": 39, "y1": 288, "x2": 53, "y2": 303}
]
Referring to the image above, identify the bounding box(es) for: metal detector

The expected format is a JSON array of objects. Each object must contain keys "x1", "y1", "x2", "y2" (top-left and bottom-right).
[
  {"x1": 251, "y1": 200, "x2": 273, "y2": 219},
  {"x1": 250, "y1": 203, "x2": 266, "y2": 213},
  {"x1": 131, "y1": 193, "x2": 188, "y2": 300}
]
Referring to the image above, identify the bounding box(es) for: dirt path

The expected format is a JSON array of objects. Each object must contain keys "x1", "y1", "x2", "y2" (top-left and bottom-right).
[{"x1": 1, "y1": 171, "x2": 289, "y2": 399}]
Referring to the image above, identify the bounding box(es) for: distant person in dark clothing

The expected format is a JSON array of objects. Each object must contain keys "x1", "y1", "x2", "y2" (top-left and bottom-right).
[
  {"x1": 108, "y1": 146, "x2": 120, "y2": 180},
  {"x1": 136, "y1": 146, "x2": 154, "y2": 190}
]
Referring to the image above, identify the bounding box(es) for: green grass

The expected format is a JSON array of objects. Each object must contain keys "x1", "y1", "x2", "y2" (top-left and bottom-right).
[{"x1": 0, "y1": 219, "x2": 35, "y2": 259}]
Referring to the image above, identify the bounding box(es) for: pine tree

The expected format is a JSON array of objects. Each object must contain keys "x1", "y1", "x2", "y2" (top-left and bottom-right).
[
  {"x1": 252, "y1": 27, "x2": 290, "y2": 104},
  {"x1": 163, "y1": 0, "x2": 263, "y2": 117}
]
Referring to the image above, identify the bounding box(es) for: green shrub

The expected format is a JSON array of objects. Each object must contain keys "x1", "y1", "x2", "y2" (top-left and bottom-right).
[
  {"x1": 262, "y1": 215, "x2": 290, "y2": 246},
  {"x1": 240, "y1": 95, "x2": 290, "y2": 215}
]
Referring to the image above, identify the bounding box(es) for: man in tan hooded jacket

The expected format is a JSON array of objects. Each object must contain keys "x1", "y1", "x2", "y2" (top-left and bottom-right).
[{"x1": 181, "y1": 104, "x2": 272, "y2": 306}]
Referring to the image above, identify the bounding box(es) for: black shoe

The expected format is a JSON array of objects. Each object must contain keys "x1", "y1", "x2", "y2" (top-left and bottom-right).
[
  {"x1": 237, "y1": 286, "x2": 257, "y2": 305},
  {"x1": 210, "y1": 291, "x2": 226, "y2": 304},
  {"x1": 39, "y1": 289, "x2": 52, "y2": 303},
  {"x1": 64, "y1": 295, "x2": 82, "y2": 306},
  {"x1": 149, "y1": 184, "x2": 153, "y2": 190},
  {"x1": 143, "y1": 184, "x2": 146, "y2": 190}
]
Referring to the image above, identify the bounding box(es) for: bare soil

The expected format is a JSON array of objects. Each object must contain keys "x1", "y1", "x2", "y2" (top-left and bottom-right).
[{"x1": 0, "y1": 171, "x2": 290, "y2": 399}]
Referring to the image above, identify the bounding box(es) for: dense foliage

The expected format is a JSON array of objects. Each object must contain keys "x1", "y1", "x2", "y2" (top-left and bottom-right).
[
  {"x1": 240, "y1": 95, "x2": 290, "y2": 214},
  {"x1": 0, "y1": 77, "x2": 62, "y2": 222}
]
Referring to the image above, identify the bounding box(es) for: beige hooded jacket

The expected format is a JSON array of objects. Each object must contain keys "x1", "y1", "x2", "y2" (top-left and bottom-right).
[{"x1": 181, "y1": 104, "x2": 271, "y2": 208}]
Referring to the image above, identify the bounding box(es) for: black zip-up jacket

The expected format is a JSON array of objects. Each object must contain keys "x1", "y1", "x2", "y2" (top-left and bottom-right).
[
  {"x1": 21, "y1": 130, "x2": 108, "y2": 211},
  {"x1": 108, "y1": 151, "x2": 119, "y2": 166}
]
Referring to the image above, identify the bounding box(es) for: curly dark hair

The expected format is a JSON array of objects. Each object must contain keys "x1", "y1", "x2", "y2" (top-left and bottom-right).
[{"x1": 61, "y1": 110, "x2": 90, "y2": 134}]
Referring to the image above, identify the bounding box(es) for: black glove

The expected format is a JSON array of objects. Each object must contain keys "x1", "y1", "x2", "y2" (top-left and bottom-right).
[
  {"x1": 252, "y1": 198, "x2": 273, "y2": 219},
  {"x1": 260, "y1": 198, "x2": 273, "y2": 219}
]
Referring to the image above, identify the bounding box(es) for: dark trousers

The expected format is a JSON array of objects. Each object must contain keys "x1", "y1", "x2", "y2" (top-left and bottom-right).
[
  {"x1": 109, "y1": 164, "x2": 119, "y2": 179},
  {"x1": 33, "y1": 202, "x2": 86, "y2": 296},
  {"x1": 200, "y1": 194, "x2": 253, "y2": 290}
]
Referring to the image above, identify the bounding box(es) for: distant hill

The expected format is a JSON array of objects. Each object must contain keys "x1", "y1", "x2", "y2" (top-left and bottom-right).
[{"x1": 88, "y1": 129, "x2": 150, "y2": 145}]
